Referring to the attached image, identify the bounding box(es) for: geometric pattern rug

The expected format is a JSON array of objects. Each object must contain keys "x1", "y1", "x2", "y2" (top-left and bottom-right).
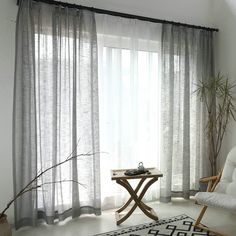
[{"x1": 94, "y1": 214, "x2": 216, "y2": 236}]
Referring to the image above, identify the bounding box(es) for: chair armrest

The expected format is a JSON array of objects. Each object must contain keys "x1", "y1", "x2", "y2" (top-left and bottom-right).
[
  {"x1": 199, "y1": 175, "x2": 218, "y2": 183},
  {"x1": 200, "y1": 171, "x2": 222, "y2": 192}
]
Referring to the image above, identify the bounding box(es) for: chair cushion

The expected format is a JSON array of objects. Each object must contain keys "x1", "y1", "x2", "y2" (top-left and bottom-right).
[
  {"x1": 215, "y1": 146, "x2": 236, "y2": 196},
  {"x1": 195, "y1": 192, "x2": 236, "y2": 211}
]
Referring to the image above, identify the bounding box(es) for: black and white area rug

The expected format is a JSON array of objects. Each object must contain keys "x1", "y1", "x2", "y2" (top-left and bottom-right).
[{"x1": 95, "y1": 214, "x2": 216, "y2": 236}]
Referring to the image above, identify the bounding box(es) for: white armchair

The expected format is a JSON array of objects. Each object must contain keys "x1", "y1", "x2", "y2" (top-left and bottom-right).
[{"x1": 195, "y1": 146, "x2": 236, "y2": 236}]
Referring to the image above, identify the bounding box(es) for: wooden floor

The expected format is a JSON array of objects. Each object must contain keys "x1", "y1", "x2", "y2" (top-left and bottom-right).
[{"x1": 13, "y1": 198, "x2": 236, "y2": 236}]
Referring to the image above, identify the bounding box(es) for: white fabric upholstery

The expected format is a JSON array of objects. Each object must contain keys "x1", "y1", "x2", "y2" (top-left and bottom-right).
[
  {"x1": 195, "y1": 146, "x2": 236, "y2": 211},
  {"x1": 195, "y1": 192, "x2": 236, "y2": 211},
  {"x1": 215, "y1": 146, "x2": 236, "y2": 196}
]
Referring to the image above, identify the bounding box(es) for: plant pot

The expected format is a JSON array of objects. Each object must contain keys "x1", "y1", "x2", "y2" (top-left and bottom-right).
[{"x1": 0, "y1": 215, "x2": 12, "y2": 236}]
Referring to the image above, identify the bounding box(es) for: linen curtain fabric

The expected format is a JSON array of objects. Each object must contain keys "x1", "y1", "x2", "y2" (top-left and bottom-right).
[
  {"x1": 96, "y1": 14, "x2": 162, "y2": 209},
  {"x1": 13, "y1": 0, "x2": 100, "y2": 229},
  {"x1": 160, "y1": 24, "x2": 215, "y2": 202}
]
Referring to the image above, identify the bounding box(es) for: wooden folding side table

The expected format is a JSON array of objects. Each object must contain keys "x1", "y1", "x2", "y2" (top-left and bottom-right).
[{"x1": 111, "y1": 168, "x2": 163, "y2": 225}]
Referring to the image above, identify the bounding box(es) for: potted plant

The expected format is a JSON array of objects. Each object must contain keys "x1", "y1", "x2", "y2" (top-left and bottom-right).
[
  {"x1": 195, "y1": 73, "x2": 236, "y2": 187},
  {"x1": 0, "y1": 150, "x2": 94, "y2": 236},
  {"x1": 0, "y1": 214, "x2": 11, "y2": 236}
]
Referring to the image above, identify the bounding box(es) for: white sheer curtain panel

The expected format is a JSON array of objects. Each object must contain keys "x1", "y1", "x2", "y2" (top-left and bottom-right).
[{"x1": 96, "y1": 14, "x2": 162, "y2": 210}]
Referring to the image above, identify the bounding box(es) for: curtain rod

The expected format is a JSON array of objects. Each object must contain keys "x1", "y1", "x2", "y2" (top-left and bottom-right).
[{"x1": 17, "y1": 0, "x2": 219, "y2": 32}]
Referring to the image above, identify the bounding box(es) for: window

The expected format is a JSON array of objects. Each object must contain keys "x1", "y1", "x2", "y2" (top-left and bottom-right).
[
  {"x1": 97, "y1": 31, "x2": 162, "y2": 208},
  {"x1": 35, "y1": 33, "x2": 93, "y2": 209}
]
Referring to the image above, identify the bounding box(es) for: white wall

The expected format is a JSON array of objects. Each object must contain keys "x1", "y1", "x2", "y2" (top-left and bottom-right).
[
  {"x1": 0, "y1": 0, "x2": 215, "y2": 225},
  {"x1": 212, "y1": 0, "x2": 236, "y2": 167}
]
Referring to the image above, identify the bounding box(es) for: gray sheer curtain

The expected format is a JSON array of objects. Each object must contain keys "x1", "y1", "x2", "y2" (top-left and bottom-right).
[
  {"x1": 160, "y1": 24, "x2": 215, "y2": 202},
  {"x1": 13, "y1": 0, "x2": 100, "y2": 229}
]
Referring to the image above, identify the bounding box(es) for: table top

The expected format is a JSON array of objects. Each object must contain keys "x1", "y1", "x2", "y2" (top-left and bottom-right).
[{"x1": 111, "y1": 168, "x2": 163, "y2": 180}]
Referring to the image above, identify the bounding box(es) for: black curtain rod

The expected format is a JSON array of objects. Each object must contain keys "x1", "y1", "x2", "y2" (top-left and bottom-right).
[{"x1": 17, "y1": 0, "x2": 219, "y2": 32}]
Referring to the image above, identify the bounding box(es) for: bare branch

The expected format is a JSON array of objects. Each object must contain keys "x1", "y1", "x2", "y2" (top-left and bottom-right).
[
  {"x1": 0, "y1": 145, "x2": 98, "y2": 218},
  {"x1": 41, "y1": 180, "x2": 87, "y2": 189}
]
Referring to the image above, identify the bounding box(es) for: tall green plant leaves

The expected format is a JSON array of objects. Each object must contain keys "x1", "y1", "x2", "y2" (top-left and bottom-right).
[{"x1": 195, "y1": 74, "x2": 236, "y2": 175}]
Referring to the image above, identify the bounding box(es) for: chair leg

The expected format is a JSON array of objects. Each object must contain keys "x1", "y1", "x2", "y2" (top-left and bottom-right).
[
  {"x1": 194, "y1": 206, "x2": 228, "y2": 236},
  {"x1": 195, "y1": 205, "x2": 207, "y2": 226}
]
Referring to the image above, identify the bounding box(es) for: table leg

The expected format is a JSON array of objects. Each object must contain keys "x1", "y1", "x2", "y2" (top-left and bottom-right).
[
  {"x1": 117, "y1": 178, "x2": 146, "y2": 214},
  {"x1": 115, "y1": 177, "x2": 159, "y2": 225}
]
